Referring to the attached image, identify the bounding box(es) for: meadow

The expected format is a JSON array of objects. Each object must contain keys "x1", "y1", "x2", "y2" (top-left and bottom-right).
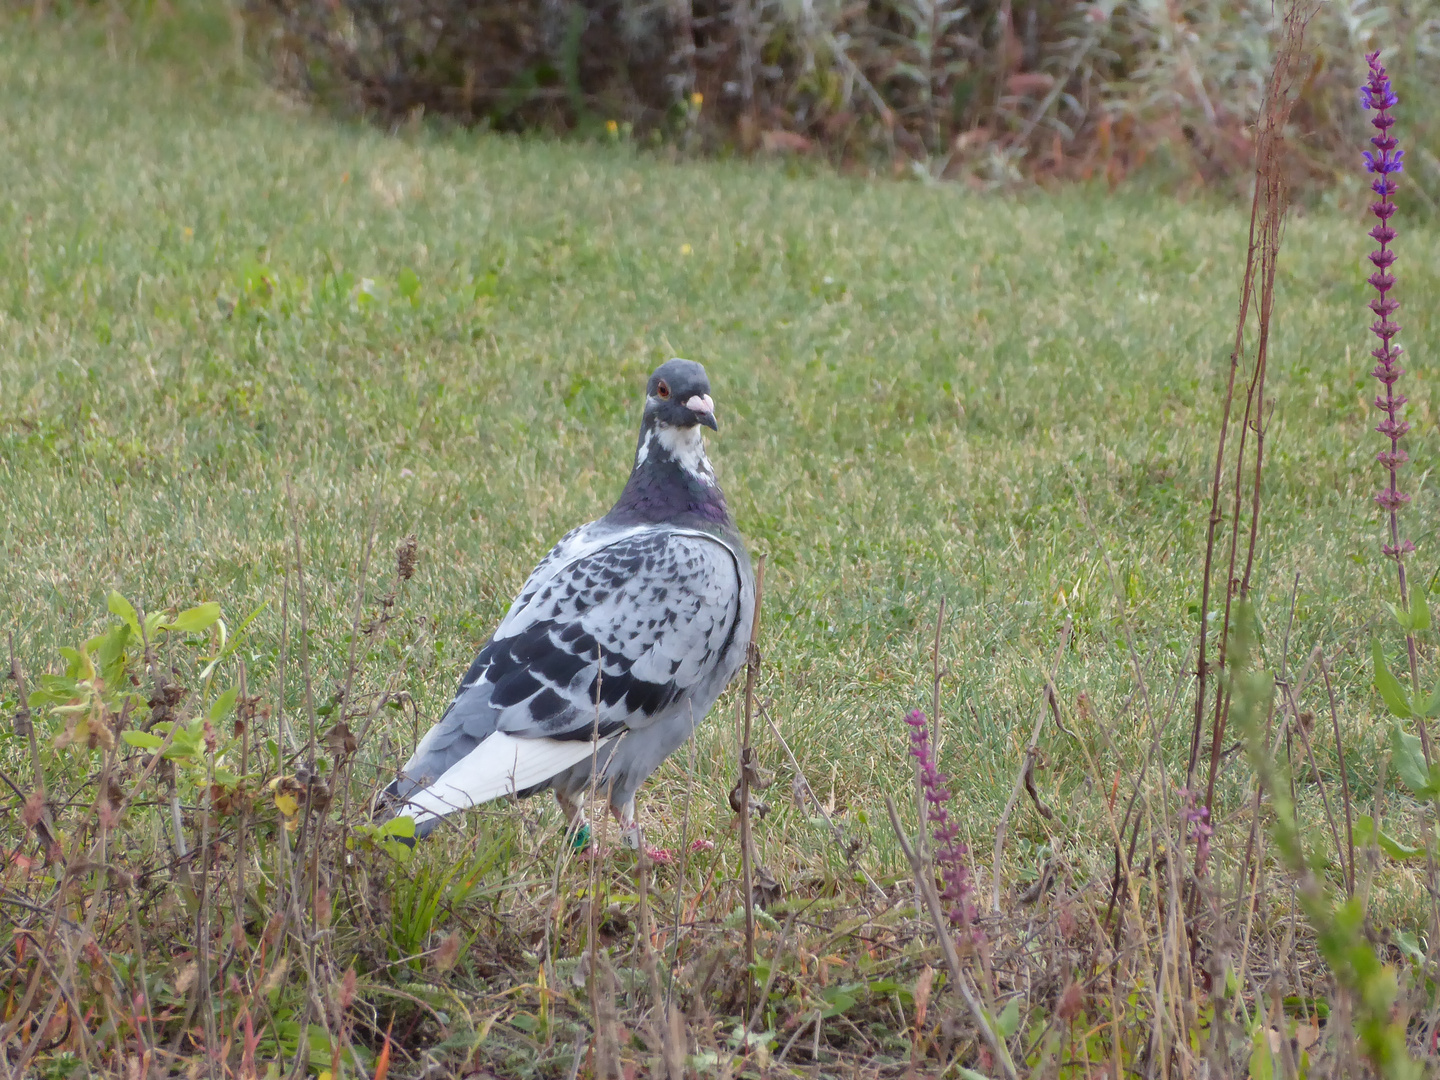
[{"x1": 3, "y1": 7, "x2": 1440, "y2": 1077}]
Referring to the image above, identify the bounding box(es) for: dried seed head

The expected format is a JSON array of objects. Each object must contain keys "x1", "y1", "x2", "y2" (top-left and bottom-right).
[
  {"x1": 397, "y1": 534, "x2": 418, "y2": 581},
  {"x1": 433, "y1": 931, "x2": 462, "y2": 973},
  {"x1": 338, "y1": 966, "x2": 358, "y2": 1009},
  {"x1": 1057, "y1": 981, "x2": 1084, "y2": 1023},
  {"x1": 325, "y1": 722, "x2": 358, "y2": 759},
  {"x1": 22, "y1": 791, "x2": 46, "y2": 828}
]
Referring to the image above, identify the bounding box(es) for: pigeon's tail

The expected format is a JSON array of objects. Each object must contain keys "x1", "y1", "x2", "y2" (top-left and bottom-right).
[{"x1": 394, "y1": 731, "x2": 616, "y2": 837}]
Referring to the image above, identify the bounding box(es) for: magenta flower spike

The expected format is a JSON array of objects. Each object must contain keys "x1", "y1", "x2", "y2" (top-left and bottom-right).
[
  {"x1": 905, "y1": 710, "x2": 981, "y2": 941},
  {"x1": 1361, "y1": 51, "x2": 1414, "y2": 565}
]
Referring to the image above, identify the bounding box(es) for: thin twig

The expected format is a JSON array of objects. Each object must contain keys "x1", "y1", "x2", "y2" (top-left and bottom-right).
[
  {"x1": 7, "y1": 636, "x2": 55, "y2": 851},
  {"x1": 1319, "y1": 654, "x2": 1355, "y2": 897},
  {"x1": 737, "y1": 555, "x2": 766, "y2": 1016},
  {"x1": 758, "y1": 700, "x2": 886, "y2": 897},
  {"x1": 991, "y1": 617, "x2": 1072, "y2": 913}
]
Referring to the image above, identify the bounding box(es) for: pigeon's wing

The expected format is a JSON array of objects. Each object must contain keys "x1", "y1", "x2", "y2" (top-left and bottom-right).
[{"x1": 393, "y1": 525, "x2": 745, "y2": 822}]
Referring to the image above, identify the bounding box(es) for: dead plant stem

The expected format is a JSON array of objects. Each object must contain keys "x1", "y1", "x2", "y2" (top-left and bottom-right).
[{"x1": 991, "y1": 617, "x2": 1071, "y2": 913}]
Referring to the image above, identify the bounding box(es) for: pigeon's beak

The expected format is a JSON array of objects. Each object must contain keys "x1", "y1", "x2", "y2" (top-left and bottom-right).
[{"x1": 686, "y1": 394, "x2": 718, "y2": 431}]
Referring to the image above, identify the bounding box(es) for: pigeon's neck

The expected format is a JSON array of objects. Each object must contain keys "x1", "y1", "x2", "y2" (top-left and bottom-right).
[
  {"x1": 639, "y1": 423, "x2": 715, "y2": 484},
  {"x1": 608, "y1": 420, "x2": 732, "y2": 528}
]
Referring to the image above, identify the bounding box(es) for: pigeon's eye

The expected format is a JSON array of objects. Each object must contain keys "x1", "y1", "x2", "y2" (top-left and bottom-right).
[{"x1": 656, "y1": 380, "x2": 671, "y2": 399}]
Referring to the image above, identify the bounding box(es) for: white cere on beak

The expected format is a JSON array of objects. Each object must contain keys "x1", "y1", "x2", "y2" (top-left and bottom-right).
[{"x1": 684, "y1": 394, "x2": 715, "y2": 415}]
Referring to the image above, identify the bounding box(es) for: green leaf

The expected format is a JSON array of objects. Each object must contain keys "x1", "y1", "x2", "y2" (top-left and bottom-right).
[
  {"x1": 378, "y1": 816, "x2": 416, "y2": 840},
  {"x1": 58, "y1": 646, "x2": 91, "y2": 681},
  {"x1": 1354, "y1": 814, "x2": 1425, "y2": 861},
  {"x1": 107, "y1": 591, "x2": 141, "y2": 638},
  {"x1": 209, "y1": 686, "x2": 239, "y2": 723},
  {"x1": 154, "y1": 719, "x2": 205, "y2": 761},
  {"x1": 1413, "y1": 589, "x2": 1432, "y2": 632},
  {"x1": 167, "y1": 602, "x2": 221, "y2": 635},
  {"x1": 397, "y1": 267, "x2": 420, "y2": 305},
  {"x1": 1394, "y1": 930, "x2": 1427, "y2": 965},
  {"x1": 1249, "y1": 1022, "x2": 1275, "y2": 1080},
  {"x1": 820, "y1": 985, "x2": 859, "y2": 1018},
  {"x1": 122, "y1": 730, "x2": 165, "y2": 750},
  {"x1": 1373, "y1": 641, "x2": 1412, "y2": 718},
  {"x1": 94, "y1": 621, "x2": 131, "y2": 685},
  {"x1": 1389, "y1": 723, "x2": 1433, "y2": 798},
  {"x1": 1420, "y1": 674, "x2": 1440, "y2": 718},
  {"x1": 994, "y1": 997, "x2": 1020, "y2": 1038},
  {"x1": 1387, "y1": 601, "x2": 1413, "y2": 632}
]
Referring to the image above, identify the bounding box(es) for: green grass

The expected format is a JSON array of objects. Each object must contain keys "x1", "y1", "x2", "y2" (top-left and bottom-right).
[{"x1": 3, "y1": 7, "x2": 1439, "y2": 899}]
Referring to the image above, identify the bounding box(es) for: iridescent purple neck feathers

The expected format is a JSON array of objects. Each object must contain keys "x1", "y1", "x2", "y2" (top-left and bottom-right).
[{"x1": 607, "y1": 415, "x2": 733, "y2": 530}]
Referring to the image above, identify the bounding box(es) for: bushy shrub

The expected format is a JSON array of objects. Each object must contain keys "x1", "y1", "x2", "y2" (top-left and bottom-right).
[{"x1": 243, "y1": 0, "x2": 1440, "y2": 192}]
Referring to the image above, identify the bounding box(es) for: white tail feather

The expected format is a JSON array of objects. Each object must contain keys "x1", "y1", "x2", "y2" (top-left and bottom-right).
[{"x1": 401, "y1": 732, "x2": 614, "y2": 829}]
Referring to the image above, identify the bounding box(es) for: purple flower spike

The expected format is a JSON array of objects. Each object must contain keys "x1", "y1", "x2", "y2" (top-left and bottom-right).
[
  {"x1": 1361, "y1": 51, "x2": 1411, "y2": 568},
  {"x1": 906, "y1": 710, "x2": 981, "y2": 942},
  {"x1": 1179, "y1": 787, "x2": 1213, "y2": 867}
]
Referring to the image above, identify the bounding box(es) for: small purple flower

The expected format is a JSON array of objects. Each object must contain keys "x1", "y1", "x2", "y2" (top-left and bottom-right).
[
  {"x1": 1361, "y1": 51, "x2": 1412, "y2": 567},
  {"x1": 906, "y1": 710, "x2": 981, "y2": 942},
  {"x1": 1179, "y1": 787, "x2": 1213, "y2": 867}
]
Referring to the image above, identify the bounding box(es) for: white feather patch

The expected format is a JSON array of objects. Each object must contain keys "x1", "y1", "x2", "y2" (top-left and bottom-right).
[
  {"x1": 401, "y1": 732, "x2": 616, "y2": 828},
  {"x1": 656, "y1": 423, "x2": 716, "y2": 484}
]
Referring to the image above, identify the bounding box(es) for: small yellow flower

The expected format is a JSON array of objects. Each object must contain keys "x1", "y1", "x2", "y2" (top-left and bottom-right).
[
  {"x1": 606, "y1": 119, "x2": 618, "y2": 134},
  {"x1": 690, "y1": 92, "x2": 703, "y2": 107},
  {"x1": 182, "y1": 227, "x2": 193, "y2": 239},
  {"x1": 680, "y1": 243, "x2": 692, "y2": 255}
]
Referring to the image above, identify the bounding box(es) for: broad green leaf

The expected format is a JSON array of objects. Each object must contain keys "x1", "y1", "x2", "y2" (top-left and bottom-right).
[
  {"x1": 144, "y1": 610, "x2": 166, "y2": 638},
  {"x1": 1249, "y1": 1022, "x2": 1275, "y2": 1080},
  {"x1": 107, "y1": 591, "x2": 141, "y2": 638},
  {"x1": 209, "y1": 686, "x2": 239, "y2": 723},
  {"x1": 122, "y1": 730, "x2": 165, "y2": 750},
  {"x1": 1413, "y1": 589, "x2": 1432, "y2": 632},
  {"x1": 199, "y1": 602, "x2": 265, "y2": 680},
  {"x1": 995, "y1": 997, "x2": 1020, "y2": 1038},
  {"x1": 58, "y1": 646, "x2": 95, "y2": 682},
  {"x1": 167, "y1": 602, "x2": 221, "y2": 635},
  {"x1": 378, "y1": 816, "x2": 416, "y2": 840},
  {"x1": 1373, "y1": 641, "x2": 1412, "y2": 719},
  {"x1": 1387, "y1": 601, "x2": 1412, "y2": 632},
  {"x1": 1354, "y1": 814, "x2": 1425, "y2": 861},
  {"x1": 1389, "y1": 723, "x2": 1433, "y2": 798},
  {"x1": 397, "y1": 267, "x2": 420, "y2": 304},
  {"x1": 1421, "y1": 673, "x2": 1440, "y2": 718},
  {"x1": 1394, "y1": 930, "x2": 1427, "y2": 965},
  {"x1": 94, "y1": 622, "x2": 131, "y2": 686},
  {"x1": 821, "y1": 985, "x2": 859, "y2": 1017},
  {"x1": 155, "y1": 719, "x2": 204, "y2": 761},
  {"x1": 1379, "y1": 829, "x2": 1426, "y2": 862}
]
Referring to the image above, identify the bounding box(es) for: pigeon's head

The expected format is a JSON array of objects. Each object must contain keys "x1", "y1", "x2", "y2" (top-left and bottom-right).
[{"x1": 645, "y1": 358, "x2": 717, "y2": 432}]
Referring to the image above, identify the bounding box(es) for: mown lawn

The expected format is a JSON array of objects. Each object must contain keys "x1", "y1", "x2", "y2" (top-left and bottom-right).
[{"x1": 2, "y1": 8, "x2": 1439, "y2": 916}]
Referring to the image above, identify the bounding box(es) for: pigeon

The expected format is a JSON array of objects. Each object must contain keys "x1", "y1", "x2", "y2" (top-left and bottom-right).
[{"x1": 388, "y1": 359, "x2": 755, "y2": 848}]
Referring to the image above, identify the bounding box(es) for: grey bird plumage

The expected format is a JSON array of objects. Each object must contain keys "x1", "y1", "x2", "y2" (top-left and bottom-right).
[{"x1": 388, "y1": 359, "x2": 755, "y2": 845}]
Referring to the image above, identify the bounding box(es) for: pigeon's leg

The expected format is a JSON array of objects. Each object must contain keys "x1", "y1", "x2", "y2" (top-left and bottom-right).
[
  {"x1": 556, "y1": 788, "x2": 592, "y2": 850},
  {"x1": 611, "y1": 797, "x2": 642, "y2": 850},
  {"x1": 610, "y1": 800, "x2": 675, "y2": 863}
]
